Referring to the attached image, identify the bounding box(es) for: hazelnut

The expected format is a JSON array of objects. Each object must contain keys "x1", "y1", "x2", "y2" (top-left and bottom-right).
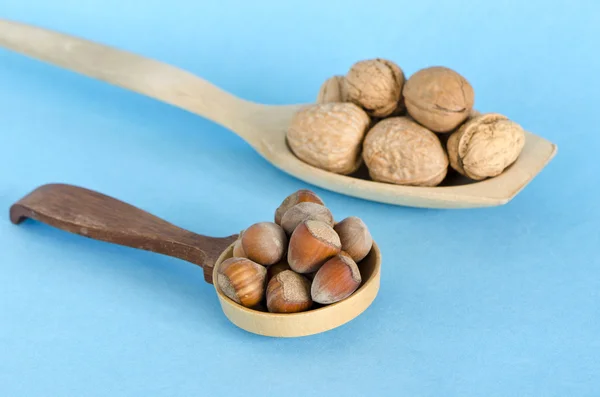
[
  {"x1": 266, "y1": 270, "x2": 313, "y2": 313},
  {"x1": 241, "y1": 222, "x2": 287, "y2": 266},
  {"x1": 232, "y1": 235, "x2": 246, "y2": 258},
  {"x1": 362, "y1": 117, "x2": 449, "y2": 186},
  {"x1": 311, "y1": 252, "x2": 361, "y2": 304},
  {"x1": 280, "y1": 202, "x2": 334, "y2": 235},
  {"x1": 266, "y1": 260, "x2": 292, "y2": 283},
  {"x1": 217, "y1": 257, "x2": 267, "y2": 308},
  {"x1": 334, "y1": 216, "x2": 373, "y2": 262},
  {"x1": 317, "y1": 75, "x2": 347, "y2": 103},
  {"x1": 403, "y1": 66, "x2": 475, "y2": 133},
  {"x1": 447, "y1": 113, "x2": 526, "y2": 180},
  {"x1": 344, "y1": 58, "x2": 405, "y2": 117},
  {"x1": 287, "y1": 102, "x2": 370, "y2": 175},
  {"x1": 288, "y1": 220, "x2": 341, "y2": 274},
  {"x1": 274, "y1": 189, "x2": 325, "y2": 226}
]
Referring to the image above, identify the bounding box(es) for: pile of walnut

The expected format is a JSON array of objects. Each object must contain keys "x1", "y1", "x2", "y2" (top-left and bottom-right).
[
  {"x1": 216, "y1": 189, "x2": 372, "y2": 313},
  {"x1": 286, "y1": 59, "x2": 526, "y2": 185}
]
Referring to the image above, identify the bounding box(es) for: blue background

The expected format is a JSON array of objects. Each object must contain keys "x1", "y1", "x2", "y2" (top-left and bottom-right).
[{"x1": 1, "y1": 1, "x2": 598, "y2": 396}]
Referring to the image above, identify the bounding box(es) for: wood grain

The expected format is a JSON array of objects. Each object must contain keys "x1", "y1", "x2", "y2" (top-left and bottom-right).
[
  {"x1": 10, "y1": 184, "x2": 237, "y2": 283},
  {"x1": 0, "y1": 18, "x2": 557, "y2": 208}
]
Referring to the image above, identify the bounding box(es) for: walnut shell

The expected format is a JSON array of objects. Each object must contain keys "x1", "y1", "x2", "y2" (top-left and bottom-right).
[
  {"x1": 317, "y1": 75, "x2": 347, "y2": 103},
  {"x1": 447, "y1": 113, "x2": 525, "y2": 180},
  {"x1": 344, "y1": 58, "x2": 405, "y2": 117},
  {"x1": 469, "y1": 109, "x2": 482, "y2": 119},
  {"x1": 287, "y1": 103, "x2": 370, "y2": 174},
  {"x1": 403, "y1": 66, "x2": 474, "y2": 133},
  {"x1": 441, "y1": 109, "x2": 482, "y2": 146},
  {"x1": 362, "y1": 117, "x2": 449, "y2": 186}
]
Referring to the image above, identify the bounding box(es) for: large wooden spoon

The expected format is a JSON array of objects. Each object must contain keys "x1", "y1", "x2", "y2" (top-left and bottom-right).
[
  {"x1": 10, "y1": 183, "x2": 381, "y2": 337},
  {"x1": 0, "y1": 19, "x2": 557, "y2": 208}
]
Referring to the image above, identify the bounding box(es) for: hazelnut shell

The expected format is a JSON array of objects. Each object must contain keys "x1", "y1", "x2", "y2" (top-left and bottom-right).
[
  {"x1": 274, "y1": 189, "x2": 325, "y2": 226},
  {"x1": 266, "y1": 260, "x2": 292, "y2": 283},
  {"x1": 288, "y1": 220, "x2": 341, "y2": 274},
  {"x1": 266, "y1": 270, "x2": 313, "y2": 313},
  {"x1": 217, "y1": 257, "x2": 267, "y2": 308},
  {"x1": 232, "y1": 237, "x2": 246, "y2": 258},
  {"x1": 280, "y1": 202, "x2": 334, "y2": 235},
  {"x1": 241, "y1": 222, "x2": 287, "y2": 266},
  {"x1": 311, "y1": 252, "x2": 362, "y2": 304},
  {"x1": 334, "y1": 216, "x2": 373, "y2": 262}
]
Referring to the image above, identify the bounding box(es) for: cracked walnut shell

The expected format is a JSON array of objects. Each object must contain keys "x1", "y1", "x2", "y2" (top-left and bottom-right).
[
  {"x1": 447, "y1": 113, "x2": 525, "y2": 180},
  {"x1": 287, "y1": 102, "x2": 370, "y2": 174},
  {"x1": 403, "y1": 66, "x2": 474, "y2": 133},
  {"x1": 362, "y1": 117, "x2": 449, "y2": 186},
  {"x1": 344, "y1": 58, "x2": 405, "y2": 117}
]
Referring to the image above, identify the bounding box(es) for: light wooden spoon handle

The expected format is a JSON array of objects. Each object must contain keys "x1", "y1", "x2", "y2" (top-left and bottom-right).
[{"x1": 0, "y1": 19, "x2": 263, "y2": 136}]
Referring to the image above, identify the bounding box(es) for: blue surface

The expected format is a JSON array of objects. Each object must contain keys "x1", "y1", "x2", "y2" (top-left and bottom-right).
[{"x1": 1, "y1": 1, "x2": 599, "y2": 396}]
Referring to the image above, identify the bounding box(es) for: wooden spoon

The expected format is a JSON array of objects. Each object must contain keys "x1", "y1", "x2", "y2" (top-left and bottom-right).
[
  {"x1": 0, "y1": 19, "x2": 557, "y2": 208},
  {"x1": 9, "y1": 183, "x2": 381, "y2": 337}
]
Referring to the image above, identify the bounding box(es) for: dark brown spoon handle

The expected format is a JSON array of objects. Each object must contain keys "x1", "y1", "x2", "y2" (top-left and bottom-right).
[{"x1": 9, "y1": 183, "x2": 237, "y2": 284}]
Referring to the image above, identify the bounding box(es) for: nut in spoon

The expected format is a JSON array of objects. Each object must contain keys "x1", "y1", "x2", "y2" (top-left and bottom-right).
[
  {"x1": 0, "y1": 19, "x2": 557, "y2": 208},
  {"x1": 10, "y1": 183, "x2": 381, "y2": 337}
]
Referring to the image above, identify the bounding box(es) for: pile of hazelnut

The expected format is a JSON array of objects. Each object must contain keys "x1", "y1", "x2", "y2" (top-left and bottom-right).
[
  {"x1": 287, "y1": 59, "x2": 526, "y2": 186},
  {"x1": 216, "y1": 189, "x2": 373, "y2": 313}
]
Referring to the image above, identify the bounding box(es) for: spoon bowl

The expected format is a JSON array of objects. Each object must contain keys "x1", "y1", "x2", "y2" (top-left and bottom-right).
[
  {"x1": 0, "y1": 19, "x2": 557, "y2": 208},
  {"x1": 213, "y1": 241, "x2": 381, "y2": 337},
  {"x1": 9, "y1": 183, "x2": 381, "y2": 337}
]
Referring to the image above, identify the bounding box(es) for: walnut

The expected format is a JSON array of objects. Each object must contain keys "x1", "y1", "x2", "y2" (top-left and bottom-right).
[
  {"x1": 362, "y1": 117, "x2": 449, "y2": 186},
  {"x1": 469, "y1": 109, "x2": 482, "y2": 119},
  {"x1": 447, "y1": 113, "x2": 525, "y2": 180},
  {"x1": 344, "y1": 59, "x2": 405, "y2": 117},
  {"x1": 287, "y1": 103, "x2": 370, "y2": 174},
  {"x1": 403, "y1": 66, "x2": 474, "y2": 133},
  {"x1": 317, "y1": 75, "x2": 347, "y2": 103}
]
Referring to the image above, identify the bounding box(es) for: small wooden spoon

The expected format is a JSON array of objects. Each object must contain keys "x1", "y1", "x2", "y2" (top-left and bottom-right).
[
  {"x1": 9, "y1": 183, "x2": 381, "y2": 337},
  {"x1": 0, "y1": 19, "x2": 557, "y2": 208}
]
